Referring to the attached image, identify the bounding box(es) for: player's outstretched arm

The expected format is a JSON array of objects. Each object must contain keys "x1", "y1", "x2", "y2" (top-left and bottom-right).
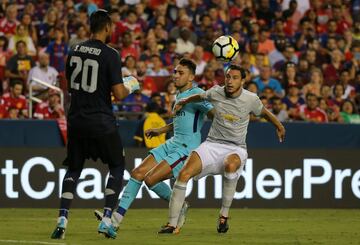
[
  {"x1": 174, "y1": 94, "x2": 204, "y2": 113},
  {"x1": 145, "y1": 123, "x2": 174, "y2": 139},
  {"x1": 261, "y1": 107, "x2": 286, "y2": 143}
]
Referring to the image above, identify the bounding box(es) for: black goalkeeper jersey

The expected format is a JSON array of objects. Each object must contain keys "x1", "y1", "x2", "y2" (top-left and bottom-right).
[{"x1": 66, "y1": 39, "x2": 123, "y2": 136}]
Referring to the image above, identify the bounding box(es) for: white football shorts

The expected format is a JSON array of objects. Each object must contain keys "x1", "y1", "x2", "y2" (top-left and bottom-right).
[{"x1": 193, "y1": 140, "x2": 248, "y2": 181}]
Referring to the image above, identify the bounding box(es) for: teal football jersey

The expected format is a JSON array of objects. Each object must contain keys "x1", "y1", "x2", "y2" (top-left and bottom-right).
[{"x1": 170, "y1": 87, "x2": 213, "y2": 150}]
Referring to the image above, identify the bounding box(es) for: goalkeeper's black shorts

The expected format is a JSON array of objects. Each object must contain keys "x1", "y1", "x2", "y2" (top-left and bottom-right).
[{"x1": 63, "y1": 130, "x2": 125, "y2": 171}]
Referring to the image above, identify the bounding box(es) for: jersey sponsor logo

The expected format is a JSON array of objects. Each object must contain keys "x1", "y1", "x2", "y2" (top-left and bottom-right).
[{"x1": 175, "y1": 110, "x2": 185, "y2": 117}]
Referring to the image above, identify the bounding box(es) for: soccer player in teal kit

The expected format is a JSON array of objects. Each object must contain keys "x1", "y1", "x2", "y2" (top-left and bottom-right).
[{"x1": 95, "y1": 58, "x2": 214, "y2": 233}]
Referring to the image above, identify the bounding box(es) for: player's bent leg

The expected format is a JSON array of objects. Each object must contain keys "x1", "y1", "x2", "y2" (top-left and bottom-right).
[
  {"x1": 144, "y1": 161, "x2": 173, "y2": 201},
  {"x1": 159, "y1": 152, "x2": 203, "y2": 234},
  {"x1": 131, "y1": 154, "x2": 158, "y2": 181},
  {"x1": 95, "y1": 155, "x2": 159, "y2": 229},
  {"x1": 106, "y1": 154, "x2": 158, "y2": 227},
  {"x1": 217, "y1": 154, "x2": 242, "y2": 234}
]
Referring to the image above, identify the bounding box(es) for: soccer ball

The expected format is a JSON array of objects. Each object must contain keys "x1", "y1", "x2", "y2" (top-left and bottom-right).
[{"x1": 212, "y1": 35, "x2": 239, "y2": 62}]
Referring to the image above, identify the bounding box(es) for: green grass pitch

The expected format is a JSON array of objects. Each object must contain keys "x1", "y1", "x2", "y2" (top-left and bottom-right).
[{"x1": 0, "y1": 209, "x2": 359, "y2": 245}]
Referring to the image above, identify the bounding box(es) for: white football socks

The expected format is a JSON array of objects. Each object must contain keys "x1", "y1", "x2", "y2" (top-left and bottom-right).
[
  {"x1": 168, "y1": 180, "x2": 187, "y2": 227},
  {"x1": 220, "y1": 172, "x2": 238, "y2": 217}
]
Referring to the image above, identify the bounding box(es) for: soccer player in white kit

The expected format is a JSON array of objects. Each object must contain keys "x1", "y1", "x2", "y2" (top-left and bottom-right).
[{"x1": 158, "y1": 64, "x2": 286, "y2": 234}]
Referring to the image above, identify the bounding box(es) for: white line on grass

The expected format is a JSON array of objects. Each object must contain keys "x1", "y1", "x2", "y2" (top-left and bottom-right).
[{"x1": 0, "y1": 240, "x2": 66, "y2": 245}]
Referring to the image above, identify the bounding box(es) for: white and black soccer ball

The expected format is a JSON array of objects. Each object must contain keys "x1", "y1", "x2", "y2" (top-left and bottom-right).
[{"x1": 212, "y1": 35, "x2": 240, "y2": 62}]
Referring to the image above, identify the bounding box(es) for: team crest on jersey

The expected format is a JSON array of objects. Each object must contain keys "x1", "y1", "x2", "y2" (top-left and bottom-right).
[{"x1": 220, "y1": 112, "x2": 241, "y2": 126}]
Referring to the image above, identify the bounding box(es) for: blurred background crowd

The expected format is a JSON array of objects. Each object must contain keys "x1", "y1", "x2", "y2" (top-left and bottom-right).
[{"x1": 0, "y1": 0, "x2": 360, "y2": 124}]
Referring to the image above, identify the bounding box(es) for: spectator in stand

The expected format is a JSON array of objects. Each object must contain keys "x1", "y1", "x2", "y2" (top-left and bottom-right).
[
  {"x1": 255, "y1": 0, "x2": 276, "y2": 29},
  {"x1": 8, "y1": 24, "x2": 36, "y2": 56},
  {"x1": 294, "y1": 17, "x2": 317, "y2": 51},
  {"x1": 269, "y1": 36, "x2": 288, "y2": 67},
  {"x1": 282, "y1": 84, "x2": 305, "y2": 120},
  {"x1": 104, "y1": 0, "x2": 121, "y2": 11},
  {"x1": 303, "y1": 48, "x2": 318, "y2": 69},
  {"x1": 134, "y1": 3, "x2": 148, "y2": 31},
  {"x1": 150, "y1": 92, "x2": 168, "y2": 116},
  {"x1": 244, "y1": 81, "x2": 259, "y2": 94},
  {"x1": 1, "y1": 79, "x2": 27, "y2": 117},
  {"x1": 193, "y1": 45, "x2": 207, "y2": 76},
  {"x1": 21, "y1": 13, "x2": 38, "y2": 46},
  {"x1": 7, "y1": 107, "x2": 19, "y2": 119},
  {"x1": 253, "y1": 65, "x2": 284, "y2": 97},
  {"x1": 230, "y1": 18, "x2": 247, "y2": 50},
  {"x1": 139, "y1": 32, "x2": 160, "y2": 62},
  {"x1": 163, "y1": 80, "x2": 176, "y2": 113},
  {"x1": 46, "y1": 27, "x2": 69, "y2": 73},
  {"x1": 261, "y1": 86, "x2": 276, "y2": 100},
  {"x1": 34, "y1": 89, "x2": 65, "y2": 119},
  {"x1": 175, "y1": 27, "x2": 195, "y2": 55},
  {"x1": 318, "y1": 97, "x2": 340, "y2": 122},
  {"x1": 323, "y1": 49, "x2": 344, "y2": 86},
  {"x1": 207, "y1": 6, "x2": 229, "y2": 34},
  {"x1": 68, "y1": 23, "x2": 88, "y2": 49},
  {"x1": 121, "y1": 55, "x2": 138, "y2": 77},
  {"x1": 198, "y1": 65, "x2": 220, "y2": 90},
  {"x1": 5, "y1": 40, "x2": 35, "y2": 85},
  {"x1": 161, "y1": 38, "x2": 177, "y2": 69},
  {"x1": 338, "y1": 69, "x2": 356, "y2": 100},
  {"x1": 282, "y1": 0, "x2": 302, "y2": 33},
  {"x1": 0, "y1": 4, "x2": 19, "y2": 38},
  {"x1": 273, "y1": 44, "x2": 298, "y2": 77},
  {"x1": 169, "y1": 14, "x2": 197, "y2": 45},
  {"x1": 122, "y1": 90, "x2": 150, "y2": 114},
  {"x1": 146, "y1": 54, "x2": 169, "y2": 76},
  {"x1": 320, "y1": 85, "x2": 334, "y2": 106},
  {"x1": 153, "y1": 23, "x2": 168, "y2": 48},
  {"x1": 271, "y1": 18, "x2": 287, "y2": 40},
  {"x1": 0, "y1": 35, "x2": 10, "y2": 91},
  {"x1": 123, "y1": 9, "x2": 142, "y2": 40},
  {"x1": 246, "y1": 38, "x2": 270, "y2": 76},
  {"x1": 37, "y1": 8, "x2": 58, "y2": 48},
  {"x1": 340, "y1": 100, "x2": 360, "y2": 124},
  {"x1": 331, "y1": 4, "x2": 352, "y2": 35},
  {"x1": 281, "y1": 62, "x2": 299, "y2": 89},
  {"x1": 302, "y1": 67, "x2": 323, "y2": 97},
  {"x1": 270, "y1": 96, "x2": 289, "y2": 122},
  {"x1": 331, "y1": 83, "x2": 345, "y2": 108},
  {"x1": 135, "y1": 60, "x2": 147, "y2": 82},
  {"x1": 133, "y1": 101, "x2": 166, "y2": 148},
  {"x1": 120, "y1": 31, "x2": 139, "y2": 60},
  {"x1": 296, "y1": 57, "x2": 310, "y2": 85},
  {"x1": 319, "y1": 19, "x2": 340, "y2": 48},
  {"x1": 307, "y1": 37, "x2": 327, "y2": 65},
  {"x1": 27, "y1": 52, "x2": 59, "y2": 98},
  {"x1": 195, "y1": 14, "x2": 212, "y2": 40},
  {"x1": 257, "y1": 27, "x2": 275, "y2": 55},
  {"x1": 298, "y1": 92, "x2": 328, "y2": 122},
  {"x1": 0, "y1": 101, "x2": 6, "y2": 118}
]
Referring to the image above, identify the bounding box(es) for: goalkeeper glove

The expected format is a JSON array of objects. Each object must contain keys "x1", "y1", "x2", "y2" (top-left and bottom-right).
[{"x1": 123, "y1": 76, "x2": 140, "y2": 94}]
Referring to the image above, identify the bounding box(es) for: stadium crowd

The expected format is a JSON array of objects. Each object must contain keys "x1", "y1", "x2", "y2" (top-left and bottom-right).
[{"x1": 0, "y1": 0, "x2": 360, "y2": 123}]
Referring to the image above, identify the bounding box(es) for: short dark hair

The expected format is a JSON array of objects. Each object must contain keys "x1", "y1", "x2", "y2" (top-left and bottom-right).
[
  {"x1": 178, "y1": 58, "x2": 196, "y2": 75},
  {"x1": 306, "y1": 92, "x2": 317, "y2": 99},
  {"x1": 226, "y1": 64, "x2": 246, "y2": 79},
  {"x1": 10, "y1": 79, "x2": 23, "y2": 88},
  {"x1": 90, "y1": 9, "x2": 112, "y2": 34},
  {"x1": 16, "y1": 40, "x2": 26, "y2": 48}
]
